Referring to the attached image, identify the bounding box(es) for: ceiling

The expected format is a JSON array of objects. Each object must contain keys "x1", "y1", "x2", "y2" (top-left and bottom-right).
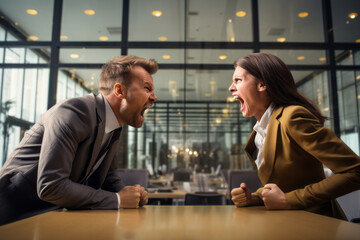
[{"x1": 0, "y1": 0, "x2": 359, "y2": 103}]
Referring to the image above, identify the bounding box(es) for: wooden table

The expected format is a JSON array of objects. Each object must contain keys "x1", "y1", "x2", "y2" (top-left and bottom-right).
[{"x1": 1, "y1": 206, "x2": 359, "y2": 240}]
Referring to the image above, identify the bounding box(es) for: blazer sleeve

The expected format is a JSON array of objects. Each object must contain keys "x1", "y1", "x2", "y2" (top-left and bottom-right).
[
  {"x1": 37, "y1": 99, "x2": 119, "y2": 210},
  {"x1": 282, "y1": 107, "x2": 360, "y2": 209}
]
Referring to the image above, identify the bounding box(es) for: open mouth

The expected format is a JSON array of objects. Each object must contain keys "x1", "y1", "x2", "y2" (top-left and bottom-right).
[
  {"x1": 140, "y1": 104, "x2": 152, "y2": 117},
  {"x1": 233, "y1": 95, "x2": 244, "y2": 111}
]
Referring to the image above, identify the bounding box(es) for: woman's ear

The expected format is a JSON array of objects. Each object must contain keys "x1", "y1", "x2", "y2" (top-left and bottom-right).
[
  {"x1": 114, "y1": 83, "x2": 126, "y2": 99},
  {"x1": 257, "y1": 81, "x2": 267, "y2": 92}
]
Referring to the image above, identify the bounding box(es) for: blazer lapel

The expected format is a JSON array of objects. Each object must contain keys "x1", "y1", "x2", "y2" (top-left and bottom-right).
[
  {"x1": 81, "y1": 94, "x2": 106, "y2": 182},
  {"x1": 258, "y1": 106, "x2": 284, "y2": 184}
]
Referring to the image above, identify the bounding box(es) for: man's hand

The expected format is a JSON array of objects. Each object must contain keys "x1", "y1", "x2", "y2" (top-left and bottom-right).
[
  {"x1": 118, "y1": 186, "x2": 141, "y2": 208},
  {"x1": 261, "y1": 184, "x2": 291, "y2": 210},
  {"x1": 135, "y1": 184, "x2": 148, "y2": 207}
]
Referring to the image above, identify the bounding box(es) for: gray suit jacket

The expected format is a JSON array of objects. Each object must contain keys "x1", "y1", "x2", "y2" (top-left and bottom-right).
[{"x1": 0, "y1": 93, "x2": 124, "y2": 214}]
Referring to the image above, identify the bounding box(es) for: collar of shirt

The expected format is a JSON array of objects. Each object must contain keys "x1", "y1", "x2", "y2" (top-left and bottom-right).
[
  {"x1": 253, "y1": 102, "x2": 275, "y2": 138},
  {"x1": 101, "y1": 93, "x2": 121, "y2": 133}
]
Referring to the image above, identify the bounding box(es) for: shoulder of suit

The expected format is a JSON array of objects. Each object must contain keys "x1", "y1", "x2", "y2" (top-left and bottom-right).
[{"x1": 273, "y1": 105, "x2": 313, "y2": 119}]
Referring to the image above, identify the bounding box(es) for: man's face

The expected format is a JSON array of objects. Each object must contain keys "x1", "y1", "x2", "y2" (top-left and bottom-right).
[{"x1": 119, "y1": 66, "x2": 158, "y2": 128}]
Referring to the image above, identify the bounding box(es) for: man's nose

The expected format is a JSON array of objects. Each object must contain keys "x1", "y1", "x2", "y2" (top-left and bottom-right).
[{"x1": 151, "y1": 92, "x2": 158, "y2": 102}]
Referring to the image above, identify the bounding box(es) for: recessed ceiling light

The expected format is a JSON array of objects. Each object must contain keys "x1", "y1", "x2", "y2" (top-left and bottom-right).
[
  {"x1": 348, "y1": 12, "x2": 358, "y2": 19},
  {"x1": 356, "y1": 38, "x2": 360, "y2": 43},
  {"x1": 84, "y1": 9, "x2": 95, "y2": 15},
  {"x1": 158, "y1": 36, "x2": 167, "y2": 41},
  {"x1": 228, "y1": 19, "x2": 232, "y2": 23},
  {"x1": 169, "y1": 80, "x2": 176, "y2": 84},
  {"x1": 205, "y1": 93, "x2": 211, "y2": 97},
  {"x1": 227, "y1": 96, "x2": 236, "y2": 102},
  {"x1": 162, "y1": 55, "x2": 171, "y2": 59},
  {"x1": 27, "y1": 35, "x2": 38, "y2": 41},
  {"x1": 218, "y1": 55, "x2": 227, "y2": 60},
  {"x1": 230, "y1": 37, "x2": 235, "y2": 42},
  {"x1": 298, "y1": 12, "x2": 309, "y2": 18},
  {"x1": 297, "y1": 56, "x2": 305, "y2": 60},
  {"x1": 99, "y1": 36, "x2": 109, "y2": 41},
  {"x1": 26, "y1": 9, "x2": 38, "y2": 15},
  {"x1": 277, "y1": 37, "x2": 286, "y2": 42},
  {"x1": 319, "y1": 57, "x2": 326, "y2": 62},
  {"x1": 152, "y1": 10, "x2": 162, "y2": 17},
  {"x1": 70, "y1": 54, "x2": 79, "y2": 59},
  {"x1": 60, "y1": 35, "x2": 68, "y2": 40},
  {"x1": 215, "y1": 118, "x2": 222, "y2": 124},
  {"x1": 236, "y1": 11, "x2": 247, "y2": 17},
  {"x1": 209, "y1": 81, "x2": 216, "y2": 84}
]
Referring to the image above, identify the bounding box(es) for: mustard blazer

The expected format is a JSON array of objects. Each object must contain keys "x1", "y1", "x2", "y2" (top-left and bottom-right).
[{"x1": 245, "y1": 105, "x2": 360, "y2": 220}]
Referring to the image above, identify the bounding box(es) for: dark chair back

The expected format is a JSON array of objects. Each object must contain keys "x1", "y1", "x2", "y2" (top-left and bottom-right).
[
  {"x1": 173, "y1": 168, "x2": 191, "y2": 182},
  {"x1": 118, "y1": 169, "x2": 149, "y2": 188},
  {"x1": 184, "y1": 192, "x2": 226, "y2": 205}
]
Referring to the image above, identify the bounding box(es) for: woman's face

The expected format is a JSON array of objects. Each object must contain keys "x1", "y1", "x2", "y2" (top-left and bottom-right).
[{"x1": 229, "y1": 66, "x2": 268, "y2": 121}]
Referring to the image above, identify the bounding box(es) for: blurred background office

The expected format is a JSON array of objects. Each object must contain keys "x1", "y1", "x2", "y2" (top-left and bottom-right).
[{"x1": 0, "y1": 0, "x2": 359, "y2": 176}]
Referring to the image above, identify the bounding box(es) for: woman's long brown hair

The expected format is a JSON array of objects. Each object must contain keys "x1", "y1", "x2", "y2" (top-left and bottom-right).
[{"x1": 234, "y1": 53, "x2": 328, "y2": 124}]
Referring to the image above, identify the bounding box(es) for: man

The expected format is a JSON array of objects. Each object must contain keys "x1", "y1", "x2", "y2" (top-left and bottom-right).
[{"x1": 0, "y1": 55, "x2": 158, "y2": 225}]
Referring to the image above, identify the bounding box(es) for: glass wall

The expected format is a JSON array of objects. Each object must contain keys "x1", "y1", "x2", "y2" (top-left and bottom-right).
[{"x1": 0, "y1": 0, "x2": 359, "y2": 171}]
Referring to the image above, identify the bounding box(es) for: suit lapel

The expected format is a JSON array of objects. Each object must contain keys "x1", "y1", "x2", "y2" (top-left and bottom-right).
[
  {"x1": 82, "y1": 94, "x2": 106, "y2": 182},
  {"x1": 258, "y1": 106, "x2": 284, "y2": 184}
]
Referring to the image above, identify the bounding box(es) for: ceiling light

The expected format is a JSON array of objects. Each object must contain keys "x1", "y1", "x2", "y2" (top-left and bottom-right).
[
  {"x1": 70, "y1": 54, "x2": 79, "y2": 59},
  {"x1": 297, "y1": 56, "x2": 305, "y2": 61},
  {"x1": 277, "y1": 37, "x2": 286, "y2": 42},
  {"x1": 162, "y1": 55, "x2": 171, "y2": 59},
  {"x1": 215, "y1": 118, "x2": 222, "y2": 124},
  {"x1": 205, "y1": 93, "x2": 211, "y2": 97},
  {"x1": 27, "y1": 35, "x2": 38, "y2": 41},
  {"x1": 158, "y1": 36, "x2": 167, "y2": 41},
  {"x1": 169, "y1": 80, "x2": 176, "y2": 84},
  {"x1": 227, "y1": 96, "x2": 235, "y2": 102},
  {"x1": 222, "y1": 108, "x2": 229, "y2": 114},
  {"x1": 219, "y1": 55, "x2": 227, "y2": 60},
  {"x1": 84, "y1": 9, "x2": 95, "y2": 15},
  {"x1": 99, "y1": 36, "x2": 109, "y2": 41},
  {"x1": 60, "y1": 35, "x2": 68, "y2": 40},
  {"x1": 230, "y1": 37, "x2": 235, "y2": 42},
  {"x1": 348, "y1": 12, "x2": 358, "y2": 19},
  {"x1": 26, "y1": 9, "x2": 38, "y2": 15},
  {"x1": 236, "y1": 11, "x2": 247, "y2": 17},
  {"x1": 209, "y1": 81, "x2": 216, "y2": 84},
  {"x1": 228, "y1": 19, "x2": 232, "y2": 23},
  {"x1": 298, "y1": 12, "x2": 309, "y2": 18},
  {"x1": 152, "y1": 10, "x2": 162, "y2": 17},
  {"x1": 356, "y1": 39, "x2": 360, "y2": 43},
  {"x1": 319, "y1": 57, "x2": 326, "y2": 62}
]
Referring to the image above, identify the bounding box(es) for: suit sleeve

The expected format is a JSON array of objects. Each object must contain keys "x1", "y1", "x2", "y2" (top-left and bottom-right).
[
  {"x1": 282, "y1": 107, "x2": 360, "y2": 209},
  {"x1": 37, "y1": 100, "x2": 119, "y2": 210}
]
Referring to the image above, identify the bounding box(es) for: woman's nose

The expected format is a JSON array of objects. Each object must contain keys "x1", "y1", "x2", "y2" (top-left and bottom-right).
[{"x1": 229, "y1": 83, "x2": 235, "y2": 92}]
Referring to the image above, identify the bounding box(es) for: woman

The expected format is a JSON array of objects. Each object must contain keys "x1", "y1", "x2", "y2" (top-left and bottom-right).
[{"x1": 229, "y1": 52, "x2": 360, "y2": 220}]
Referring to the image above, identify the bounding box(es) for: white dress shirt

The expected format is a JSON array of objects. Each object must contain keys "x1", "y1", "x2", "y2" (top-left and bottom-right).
[{"x1": 253, "y1": 103, "x2": 275, "y2": 169}]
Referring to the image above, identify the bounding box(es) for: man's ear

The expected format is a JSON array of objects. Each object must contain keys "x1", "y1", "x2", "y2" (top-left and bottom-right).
[
  {"x1": 257, "y1": 81, "x2": 267, "y2": 92},
  {"x1": 114, "y1": 83, "x2": 127, "y2": 99}
]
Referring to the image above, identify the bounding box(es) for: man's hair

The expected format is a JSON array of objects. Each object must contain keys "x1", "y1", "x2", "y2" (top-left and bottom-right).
[
  {"x1": 99, "y1": 55, "x2": 158, "y2": 95},
  {"x1": 234, "y1": 52, "x2": 328, "y2": 124}
]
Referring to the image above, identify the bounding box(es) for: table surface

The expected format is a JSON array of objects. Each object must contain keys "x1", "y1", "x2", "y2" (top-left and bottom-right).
[{"x1": 1, "y1": 206, "x2": 360, "y2": 240}]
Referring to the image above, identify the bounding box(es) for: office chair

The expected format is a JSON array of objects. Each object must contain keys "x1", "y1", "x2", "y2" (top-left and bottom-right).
[
  {"x1": 184, "y1": 192, "x2": 226, "y2": 205},
  {"x1": 117, "y1": 168, "x2": 149, "y2": 188},
  {"x1": 228, "y1": 169, "x2": 262, "y2": 202}
]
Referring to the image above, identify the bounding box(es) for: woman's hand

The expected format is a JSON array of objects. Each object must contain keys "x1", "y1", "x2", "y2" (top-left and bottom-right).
[{"x1": 261, "y1": 183, "x2": 291, "y2": 209}]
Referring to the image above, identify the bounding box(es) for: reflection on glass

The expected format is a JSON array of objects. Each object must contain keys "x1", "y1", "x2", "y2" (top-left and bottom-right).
[
  {"x1": 128, "y1": 49, "x2": 185, "y2": 64},
  {"x1": 261, "y1": 49, "x2": 327, "y2": 65},
  {"x1": 259, "y1": 0, "x2": 324, "y2": 42},
  {"x1": 186, "y1": 49, "x2": 252, "y2": 64},
  {"x1": 331, "y1": 0, "x2": 360, "y2": 43},
  {"x1": 0, "y1": 0, "x2": 54, "y2": 41},
  {"x1": 187, "y1": 0, "x2": 252, "y2": 42},
  {"x1": 61, "y1": 0, "x2": 123, "y2": 41},
  {"x1": 57, "y1": 69, "x2": 91, "y2": 103},
  {"x1": 60, "y1": 48, "x2": 121, "y2": 63},
  {"x1": 129, "y1": 0, "x2": 185, "y2": 41}
]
